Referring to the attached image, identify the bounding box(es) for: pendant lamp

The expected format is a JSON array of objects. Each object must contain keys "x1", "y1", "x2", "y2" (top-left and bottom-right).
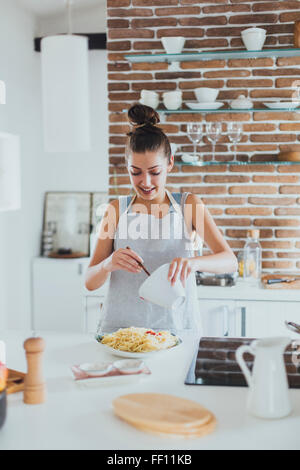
[
  {"x1": 0, "y1": 133, "x2": 21, "y2": 212},
  {"x1": 41, "y1": 0, "x2": 90, "y2": 153}
]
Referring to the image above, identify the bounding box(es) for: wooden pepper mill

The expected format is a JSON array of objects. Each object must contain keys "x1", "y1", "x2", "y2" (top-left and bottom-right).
[
  {"x1": 294, "y1": 21, "x2": 300, "y2": 48},
  {"x1": 23, "y1": 337, "x2": 46, "y2": 405}
]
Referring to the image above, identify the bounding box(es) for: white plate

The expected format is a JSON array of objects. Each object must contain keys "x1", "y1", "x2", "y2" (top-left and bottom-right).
[
  {"x1": 186, "y1": 102, "x2": 224, "y2": 110},
  {"x1": 113, "y1": 359, "x2": 145, "y2": 374},
  {"x1": 95, "y1": 334, "x2": 183, "y2": 359},
  {"x1": 263, "y1": 101, "x2": 300, "y2": 110},
  {"x1": 79, "y1": 362, "x2": 114, "y2": 377}
]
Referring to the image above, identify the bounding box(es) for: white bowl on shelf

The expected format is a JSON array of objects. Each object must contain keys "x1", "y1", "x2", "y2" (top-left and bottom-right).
[
  {"x1": 195, "y1": 87, "x2": 219, "y2": 103},
  {"x1": 163, "y1": 91, "x2": 182, "y2": 110},
  {"x1": 161, "y1": 37, "x2": 185, "y2": 54},
  {"x1": 241, "y1": 27, "x2": 266, "y2": 51},
  {"x1": 140, "y1": 90, "x2": 159, "y2": 109}
]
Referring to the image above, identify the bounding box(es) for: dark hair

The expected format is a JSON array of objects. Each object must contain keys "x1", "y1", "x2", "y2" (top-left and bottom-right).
[{"x1": 126, "y1": 104, "x2": 171, "y2": 162}]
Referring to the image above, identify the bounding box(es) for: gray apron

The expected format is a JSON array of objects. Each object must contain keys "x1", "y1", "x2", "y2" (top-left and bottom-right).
[{"x1": 99, "y1": 191, "x2": 200, "y2": 335}]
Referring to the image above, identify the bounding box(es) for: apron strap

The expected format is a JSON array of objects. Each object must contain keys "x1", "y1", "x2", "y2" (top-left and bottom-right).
[
  {"x1": 119, "y1": 194, "x2": 136, "y2": 216},
  {"x1": 166, "y1": 189, "x2": 184, "y2": 219}
]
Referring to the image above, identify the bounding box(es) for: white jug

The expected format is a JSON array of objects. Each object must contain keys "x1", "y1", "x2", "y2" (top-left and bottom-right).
[{"x1": 236, "y1": 337, "x2": 292, "y2": 419}]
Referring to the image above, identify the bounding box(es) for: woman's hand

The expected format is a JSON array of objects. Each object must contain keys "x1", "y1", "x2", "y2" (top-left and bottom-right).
[
  {"x1": 168, "y1": 257, "x2": 194, "y2": 287},
  {"x1": 103, "y1": 248, "x2": 144, "y2": 274}
]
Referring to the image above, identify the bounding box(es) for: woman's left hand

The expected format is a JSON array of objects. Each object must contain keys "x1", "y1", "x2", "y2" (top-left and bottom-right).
[{"x1": 168, "y1": 257, "x2": 194, "y2": 288}]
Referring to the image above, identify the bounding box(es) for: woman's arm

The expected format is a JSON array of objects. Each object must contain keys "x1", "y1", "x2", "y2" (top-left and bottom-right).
[
  {"x1": 189, "y1": 193, "x2": 238, "y2": 274},
  {"x1": 169, "y1": 193, "x2": 238, "y2": 286},
  {"x1": 85, "y1": 200, "x2": 118, "y2": 291},
  {"x1": 85, "y1": 199, "x2": 144, "y2": 291}
]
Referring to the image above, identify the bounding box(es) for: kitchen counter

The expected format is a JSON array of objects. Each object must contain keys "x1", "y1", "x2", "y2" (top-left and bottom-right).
[
  {"x1": 198, "y1": 280, "x2": 300, "y2": 303},
  {"x1": 0, "y1": 330, "x2": 299, "y2": 450},
  {"x1": 88, "y1": 279, "x2": 300, "y2": 303}
]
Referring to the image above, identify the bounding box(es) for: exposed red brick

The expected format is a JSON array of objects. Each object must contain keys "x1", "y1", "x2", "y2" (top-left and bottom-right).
[
  {"x1": 254, "y1": 218, "x2": 300, "y2": 227},
  {"x1": 133, "y1": 0, "x2": 178, "y2": 5},
  {"x1": 108, "y1": 0, "x2": 130, "y2": 6},
  {"x1": 107, "y1": 8, "x2": 153, "y2": 17},
  {"x1": 109, "y1": 29, "x2": 155, "y2": 39},
  {"x1": 229, "y1": 186, "x2": 277, "y2": 195},
  {"x1": 131, "y1": 18, "x2": 177, "y2": 28},
  {"x1": 155, "y1": 6, "x2": 200, "y2": 16},
  {"x1": 157, "y1": 28, "x2": 205, "y2": 38},
  {"x1": 249, "y1": 197, "x2": 296, "y2": 206},
  {"x1": 107, "y1": 1, "x2": 300, "y2": 264},
  {"x1": 179, "y1": 17, "x2": 227, "y2": 27},
  {"x1": 262, "y1": 261, "x2": 294, "y2": 269},
  {"x1": 229, "y1": 14, "x2": 278, "y2": 25}
]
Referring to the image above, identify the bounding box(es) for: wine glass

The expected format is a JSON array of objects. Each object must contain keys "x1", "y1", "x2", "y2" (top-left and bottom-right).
[
  {"x1": 187, "y1": 123, "x2": 203, "y2": 162},
  {"x1": 206, "y1": 122, "x2": 222, "y2": 162},
  {"x1": 228, "y1": 122, "x2": 243, "y2": 162}
]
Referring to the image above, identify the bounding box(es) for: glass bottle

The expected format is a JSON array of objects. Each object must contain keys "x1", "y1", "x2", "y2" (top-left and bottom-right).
[{"x1": 243, "y1": 229, "x2": 262, "y2": 286}]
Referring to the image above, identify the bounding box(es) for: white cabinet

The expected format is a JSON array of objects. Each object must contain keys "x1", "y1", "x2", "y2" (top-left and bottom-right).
[
  {"x1": 32, "y1": 257, "x2": 90, "y2": 332},
  {"x1": 199, "y1": 298, "x2": 300, "y2": 339},
  {"x1": 243, "y1": 301, "x2": 300, "y2": 339},
  {"x1": 32, "y1": 257, "x2": 108, "y2": 333},
  {"x1": 199, "y1": 300, "x2": 238, "y2": 337}
]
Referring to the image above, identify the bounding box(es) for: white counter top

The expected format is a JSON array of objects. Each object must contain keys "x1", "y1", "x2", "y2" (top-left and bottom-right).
[
  {"x1": 86, "y1": 280, "x2": 300, "y2": 303},
  {"x1": 1, "y1": 330, "x2": 299, "y2": 450},
  {"x1": 198, "y1": 281, "x2": 300, "y2": 302}
]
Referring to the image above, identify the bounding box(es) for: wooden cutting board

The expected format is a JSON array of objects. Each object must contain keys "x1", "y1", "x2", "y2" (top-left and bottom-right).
[
  {"x1": 6, "y1": 369, "x2": 25, "y2": 395},
  {"x1": 262, "y1": 274, "x2": 300, "y2": 289},
  {"x1": 113, "y1": 393, "x2": 216, "y2": 437},
  {"x1": 118, "y1": 413, "x2": 217, "y2": 439}
]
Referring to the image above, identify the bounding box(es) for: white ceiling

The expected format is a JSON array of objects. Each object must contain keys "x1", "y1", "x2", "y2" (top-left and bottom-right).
[{"x1": 18, "y1": 0, "x2": 106, "y2": 17}]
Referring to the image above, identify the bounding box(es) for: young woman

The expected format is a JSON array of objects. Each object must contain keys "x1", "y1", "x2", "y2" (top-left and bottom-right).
[{"x1": 85, "y1": 104, "x2": 237, "y2": 334}]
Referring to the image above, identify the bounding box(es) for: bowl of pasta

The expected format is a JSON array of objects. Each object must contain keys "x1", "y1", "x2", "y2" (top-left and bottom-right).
[{"x1": 95, "y1": 327, "x2": 182, "y2": 358}]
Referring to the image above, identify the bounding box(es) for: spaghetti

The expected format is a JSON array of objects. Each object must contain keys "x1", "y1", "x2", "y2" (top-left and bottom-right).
[{"x1": 100, "y1": 327, "x2": 178, "y2": 353}]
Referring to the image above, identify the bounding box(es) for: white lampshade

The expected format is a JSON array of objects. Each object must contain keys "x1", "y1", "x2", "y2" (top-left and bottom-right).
[
  {"x1": 0, "y1": 133, "x2": 21, "y2": 211},
  {"x1": 41, "y1": 34, "x2": 91, "y2": 153}
]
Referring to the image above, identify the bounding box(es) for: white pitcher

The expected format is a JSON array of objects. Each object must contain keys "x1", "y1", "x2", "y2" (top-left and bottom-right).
[{"x1": 236, "y1": 337, "x2": 292, "y2": 419}]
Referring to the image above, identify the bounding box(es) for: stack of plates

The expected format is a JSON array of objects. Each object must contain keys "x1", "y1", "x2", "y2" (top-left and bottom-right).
[{"x1": 113, "y1": 393, "x2": 217, "y2": 438}]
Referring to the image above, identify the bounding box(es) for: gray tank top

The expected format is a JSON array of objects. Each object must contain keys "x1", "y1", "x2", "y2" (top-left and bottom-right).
[{"x1": 99, "y1": 191, "x2": 200, "y2": 335}]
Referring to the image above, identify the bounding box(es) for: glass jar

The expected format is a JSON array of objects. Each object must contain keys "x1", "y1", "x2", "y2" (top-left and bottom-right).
[{"x1": 243, "y1": 229, "x2": 262, "y2": 286}]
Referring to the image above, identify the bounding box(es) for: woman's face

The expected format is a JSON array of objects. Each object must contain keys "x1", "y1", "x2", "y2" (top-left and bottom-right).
[{"x1": 127, "y1": 150, "x2": 173, "y2": 201}]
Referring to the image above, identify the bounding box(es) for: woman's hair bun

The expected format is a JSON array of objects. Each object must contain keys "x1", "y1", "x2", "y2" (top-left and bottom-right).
[{"x1": 128, "y1": 103, "x2": 160, "y2": 128}]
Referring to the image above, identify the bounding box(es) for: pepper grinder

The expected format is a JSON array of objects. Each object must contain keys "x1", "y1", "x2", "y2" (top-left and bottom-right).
[{"x1": 23, "y1": 337, "x2": 46, "y2": 405}]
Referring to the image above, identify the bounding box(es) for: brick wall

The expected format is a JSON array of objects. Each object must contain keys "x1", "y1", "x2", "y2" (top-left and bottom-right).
[{"x1": 107, "y1": 0, "x2": 300, "y2": 272}]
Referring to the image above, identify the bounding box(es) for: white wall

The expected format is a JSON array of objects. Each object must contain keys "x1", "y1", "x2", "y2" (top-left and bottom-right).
[
  {"x1": 0, "y1": 0, "x2": 42, "y2": 330},
  {"x1": 0, "y1": 1, "x2": 108, "y2": 330}
]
